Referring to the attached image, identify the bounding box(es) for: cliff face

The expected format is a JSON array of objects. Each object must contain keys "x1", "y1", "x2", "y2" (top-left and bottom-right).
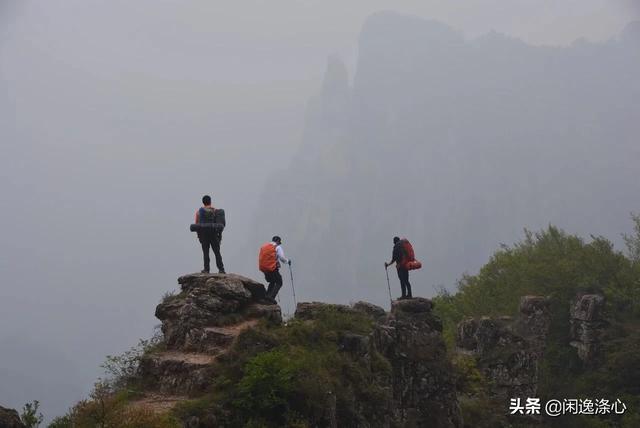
[
  {"x1": 569, "y1": 293, "x2": 607, "y2": 366},
  {"x1": 138, "y1": 273, "x2": 281, "y2": 396},
  {"x1": 373, "y1": 298, "x2": 461, "y2": 427},
  {"x1": 456, "y1": 296, "x2": 551, "y2": 400},
  {"x1": 131, "y1": 274, "x2": 461, "y2": 427}
]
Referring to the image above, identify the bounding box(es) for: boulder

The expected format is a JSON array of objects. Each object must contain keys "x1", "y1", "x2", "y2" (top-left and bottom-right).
[
  {"x1": 352, "y1": 301, "x2": 387, "y2": 321},
  {"x1": 156, "y1": 273, "x2": 277, "y2": 349},
  {"x1": 0, "y1": 406, "x2": 25, "y2": 428}
]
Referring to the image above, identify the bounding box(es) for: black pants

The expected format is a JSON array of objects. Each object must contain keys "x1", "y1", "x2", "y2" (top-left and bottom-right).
[
  {"x1": 200, "y1": 235, "x2": 224, "y2": 272},
  {"x1": 397, "y1": 267, "x2": 412, "y2": 298},
  {"x1": 264, "y1": 270, "x2": 283, "y2": 299}
]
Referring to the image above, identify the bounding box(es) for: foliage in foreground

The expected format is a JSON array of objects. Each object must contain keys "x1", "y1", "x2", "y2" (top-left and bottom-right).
[
  {"x1": 434, "y1": 219, "x2": 640, "y2": 427},
  {"x1": 174, "y1": 307, "x2": 390, "y2": 427}
]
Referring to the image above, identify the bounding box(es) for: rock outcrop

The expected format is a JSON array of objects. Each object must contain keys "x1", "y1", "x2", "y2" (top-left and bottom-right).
[
  {"x1": 295, "y1": 300, "x2": 386, "y2": 322},
  {"x1": 137, "y1": 273, "x2": 281, "y2": 397},
  {"x1": 569, "y1": 293, "x2": 607, "y2": 365},
  {"x1": 456, "y1": 296, "x2": 550, "y2": 400},
  {"x1": 374, "y1": 298, "x2": 461, "y2": 427},
  {"x1": 0, "y1": 405, "x2": 25, "y2": 428},
  {"x1": 295, "y1": 297, "x2": 461, "y2": 427},
  {"x1": 132, "y1": 276, "x2": 461, "y2": 426}
]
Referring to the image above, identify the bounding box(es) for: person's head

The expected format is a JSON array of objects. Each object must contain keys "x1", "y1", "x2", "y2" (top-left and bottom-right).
[
  {"x1": 202, "y1": 195, "x2": 211, "y2": 206},
  {"x1": 272, "y1": 236, "x2": 282, "y2": 245},
  {"x1": 393, "y1": 236, "x2": 400, "y2": 244}
]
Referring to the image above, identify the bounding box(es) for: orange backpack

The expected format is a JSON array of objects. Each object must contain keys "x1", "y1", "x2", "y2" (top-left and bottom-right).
[
  {"x1": 400, "y1": 239, "x2": 422, "y2": 270},
  {"x1": 259, "y1": 243, "x2": 278, "y2": 273}
]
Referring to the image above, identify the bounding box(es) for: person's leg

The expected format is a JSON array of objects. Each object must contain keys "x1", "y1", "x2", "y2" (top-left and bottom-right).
[
  {"x1": 397, "y1": 268, "x2": 407, "y2": 298},
  {"x1": 270, "y1": 270, "x2": 283, "y2": 299},
  {"x1": 211, "y1": 238, "x2": 225, "y2": 273},
  {"x1": 405, "y1": 271, "x2": 413, "y2": 298},
  {"x1": 264, "y1": 272, "x2": 275, "y2": 298},
  {"x1": 201, "y1": 239, "x2": 210, "y2": 273}
]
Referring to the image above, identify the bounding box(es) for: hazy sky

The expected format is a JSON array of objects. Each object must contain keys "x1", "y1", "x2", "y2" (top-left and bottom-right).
[{"x1": 1, "y1": 0, "x2": 638, "y2": 421}]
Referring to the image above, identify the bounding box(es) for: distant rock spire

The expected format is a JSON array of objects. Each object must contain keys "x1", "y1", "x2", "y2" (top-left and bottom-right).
[{"x1": 319, "y1": 54, "x2": 350, "y2": 123}]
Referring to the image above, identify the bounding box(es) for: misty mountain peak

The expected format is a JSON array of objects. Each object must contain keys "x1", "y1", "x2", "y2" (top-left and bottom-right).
[{"x1": 321, "y1": 54, "x2": 349, "y2": 100}]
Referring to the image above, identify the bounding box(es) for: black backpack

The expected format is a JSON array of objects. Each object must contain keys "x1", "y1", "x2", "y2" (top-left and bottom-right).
[{"x1": 199, "y1": 207, "x2": 216, "y2": 224}]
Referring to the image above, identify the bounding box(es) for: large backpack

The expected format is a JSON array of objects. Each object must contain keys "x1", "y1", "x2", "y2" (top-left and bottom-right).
[
  {"x1": 199, "y1": 207, "x2": 216, "y2": 223},
  {"x1": 197, "y1": 207, "x2": 225, "y2": 233},
  {"x1": 259, "y1": 242, "x2": 278, "y2": 273},
  {"x1": 213, "y1": 209, "x2": 226, "y2": 230},
  {"x1": 400, "y1": 238, "x2": 422, "y2": 270}
]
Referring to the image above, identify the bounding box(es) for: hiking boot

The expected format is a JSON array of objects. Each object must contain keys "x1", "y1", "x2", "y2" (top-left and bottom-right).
[
  {"x1": 218, "y1": 269, "x2": 226, "y2": 274},
  {"x1": 201, "y1": 269, "x2": 210, "y2": 274}
]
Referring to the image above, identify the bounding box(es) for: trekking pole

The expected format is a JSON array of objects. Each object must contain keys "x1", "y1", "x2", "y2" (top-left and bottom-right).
[
  {"x1": 385, "y1": 266, "x2": 393, "y2": 306},
  {"x1": 288, "y1": 263, "x2": 297, "y2": 308}
]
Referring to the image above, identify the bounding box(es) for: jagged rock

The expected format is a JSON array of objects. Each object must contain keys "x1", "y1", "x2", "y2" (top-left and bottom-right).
[
  {"x1": 156, "y1": 273, "x2": 280, "y2": 349},
  {"x1": 569, "y1": 293, "x2": 607, "y2": 365},
  {"x1": 338, "y1": 333, "x2": 370, "y2": 357},
  {"x1": 178, "y1": 273, "x2": 266, "y2": 300},
  {"x1": 391, "y1": 297, "x2": 434, "y2": 313},
  {"x1": 243, "y1": 303, "x2": 282, "y2": 323},
  {"x1": 295, "y1": 301, "x2": 388, "y2": 324},
  {"x1": 456, "y1": 295, "x2": 551, "y2": 402},
  {"x1": 0, "y1": 406, "x2": 25, "y2": 428},
  {"x1": 570, "y1": 293, "x2": 604, "y2": 321},
  {"x1": 294, "y1": 302, "x2": 355, "y2": 320},
  {"x1": 138, "y1": 352, "x2": 217, "y2": 395},
  {"x1": 392, "y1": 297, "x2": 442, "y2": 332},
  {"x1": 373, "y1": 297, "x2": 461, "y2": 427},
  {"x1": 206, "y1": 277, "x2": 251, "y2": 301},
  {"x1": 516, "y1": 295, "x2": 551, "y2": 339},
  {"x1": 352, "y1": 301, "x2": 387, "y2": 321},
  {"x1": 184, "y1": 326, "x2": 237, "y2": 353}
]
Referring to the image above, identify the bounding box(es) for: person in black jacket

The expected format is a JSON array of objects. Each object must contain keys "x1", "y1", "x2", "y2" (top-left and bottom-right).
[
  {"x1": 195, "y1": 195, "x2": 225, "y2": 274},
  {"x1": 385, "y1": 236, "x2": 412, "y2": 299}
]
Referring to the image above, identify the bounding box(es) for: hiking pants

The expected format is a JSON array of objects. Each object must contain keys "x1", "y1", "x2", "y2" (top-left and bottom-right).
[
  {"x1": 264, "y1": 270, "x2": 283, "y2": 299},
  {"x1": 397, "y1": 267, "x2": 412, "y2": 298},
  {"x1": 200, "y1": 235, "x2": 224, "y2": 272}
]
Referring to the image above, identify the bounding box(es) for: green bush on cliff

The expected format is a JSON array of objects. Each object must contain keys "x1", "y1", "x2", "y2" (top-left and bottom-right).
[
  {"x1": 434, "y1": 221, "x2": 640, "y2": 426},
  {"x1": 174, "y1": 307, "x2": 390, "y2": 427}
]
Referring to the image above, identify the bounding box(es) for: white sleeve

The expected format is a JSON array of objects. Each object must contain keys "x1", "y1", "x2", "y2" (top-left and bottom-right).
[{"x1": 276, "y1": 246, "x2": 289, "y2": 264}]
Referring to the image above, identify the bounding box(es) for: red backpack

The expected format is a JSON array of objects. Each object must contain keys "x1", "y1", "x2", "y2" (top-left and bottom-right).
[{"x1": 400, "y1": 238, "x2": 422, "y2": 270}]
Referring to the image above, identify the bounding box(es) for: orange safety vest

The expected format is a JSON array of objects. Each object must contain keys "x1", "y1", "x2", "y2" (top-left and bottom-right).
[{"x1": 259, "y1": 242, "x2": 278, "y2": 273}]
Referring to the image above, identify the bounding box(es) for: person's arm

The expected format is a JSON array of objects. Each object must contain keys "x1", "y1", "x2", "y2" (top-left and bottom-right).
[
  {"x1": 276, "y1": 245, "x2": 290, "y2": 265},
  {"x1": 195, "y1": 209, "x2": 200, "y2": 224},
  {"x1": 385, "y1": 245, "x2": 400, "y2": 268}
]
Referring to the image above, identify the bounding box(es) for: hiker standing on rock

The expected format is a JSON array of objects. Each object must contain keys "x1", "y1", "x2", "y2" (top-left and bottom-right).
[
  {"x1": 194, "y1": 195, "x2": 225, "y2": 274},
  {"x1": 258, "y1": 236, "x2": 291, "y2": 303},
  {"x1": 385, "y1": 236, "x2": 422, "y2": 300}
]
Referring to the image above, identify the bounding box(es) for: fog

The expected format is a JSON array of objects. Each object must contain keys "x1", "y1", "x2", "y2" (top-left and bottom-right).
[{"x1": 1, "y1": 0, "x2": 638, "y2": 421}]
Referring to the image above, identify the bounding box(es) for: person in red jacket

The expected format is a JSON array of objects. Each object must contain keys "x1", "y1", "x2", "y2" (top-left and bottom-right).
[{"x1": 385, "y1": 236, "x2": 413, "y2": 299}]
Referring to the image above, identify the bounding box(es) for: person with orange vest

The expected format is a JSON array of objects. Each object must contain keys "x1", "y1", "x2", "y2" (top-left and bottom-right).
[
  {"x1": 258, "y1": 236, "x2": 291, "y2": 303},
  {"x1": 385, "y1": 236, "x2": 419, "y2": 299}
]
